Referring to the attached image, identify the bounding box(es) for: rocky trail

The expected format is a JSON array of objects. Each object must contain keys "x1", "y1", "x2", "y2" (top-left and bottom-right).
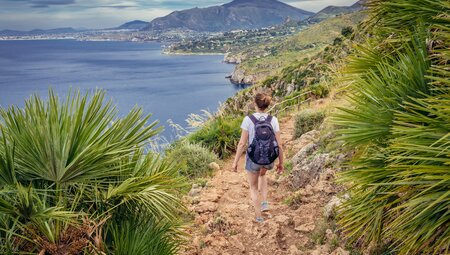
[{"x1": 181, "y1": 113, "x2": 350, "y2": 255}]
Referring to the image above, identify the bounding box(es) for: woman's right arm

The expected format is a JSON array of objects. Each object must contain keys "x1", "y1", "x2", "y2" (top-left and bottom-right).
[{"x1": 232, "y1": 129, "x2": 249, "y2": 172}]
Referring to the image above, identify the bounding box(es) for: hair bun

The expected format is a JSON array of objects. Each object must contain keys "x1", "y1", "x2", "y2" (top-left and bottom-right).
[{"x1": 255, "y1": 92, "x2": 272, "y2": 110}]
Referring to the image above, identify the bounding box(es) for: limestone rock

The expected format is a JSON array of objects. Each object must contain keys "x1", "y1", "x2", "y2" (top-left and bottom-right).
[
  {"x1": 331, "y1": 247, "x2": 350, "y2": 255},
  {"x1": 274, "y1": 214, "x2": 293, "y2": 226},
  {"x1": 230, "y1": 68, "x2": 256, "y2": 85},
  {"x1": 294, "y1": 223, "x2": 315, "y2": 232},
  {"x1": 208, "y1": 162, "x2": 221, "y2": 171},
  {"x1": 291, "y1": 142, "x2": 317, "y2": 165},
  {"x1": 194, "y1": 201, "x2": 218, "y2": 213},
  {"x1": 288, "y1": 153, "x2": 330, "y2": 190},
  {"x1": 324, "y1": 196, "x2": 343, "y2": 218},
  {"x1": 325, "y1": 229, "x2": 335, "y2": 242},
  {"x1": 188, "y1": 184, "x2": 202, "y2": 197}
]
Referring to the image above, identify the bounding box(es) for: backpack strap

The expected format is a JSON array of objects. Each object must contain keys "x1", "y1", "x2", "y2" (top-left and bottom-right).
[
  {"x1": 248, "y1": 114, "x2": 258, "y2": 125},
  {"x1": 248, "y1": 114, "x2": 273, "y2": 124}
]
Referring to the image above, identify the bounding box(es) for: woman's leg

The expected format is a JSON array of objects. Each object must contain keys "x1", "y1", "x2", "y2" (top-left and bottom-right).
[
  {"x1": 246, "y1": 171, "x2": 262, "y2": 219},
  {"x1": 259, "y1": 168, "x2": 268, "y2": 203}
]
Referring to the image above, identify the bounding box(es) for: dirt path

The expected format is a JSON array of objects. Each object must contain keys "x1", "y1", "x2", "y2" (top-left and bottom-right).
[{"x1": 181, "y1": 115, "x2": 348, "y2": 255}]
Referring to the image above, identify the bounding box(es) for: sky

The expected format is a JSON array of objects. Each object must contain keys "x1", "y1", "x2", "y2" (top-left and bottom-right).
[{"x1": 0, "y1": 0, "x2": 359, "y2": 30}]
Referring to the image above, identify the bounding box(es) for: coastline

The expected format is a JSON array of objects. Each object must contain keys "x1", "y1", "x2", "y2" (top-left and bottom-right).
[{"x1": 162, "y1": 50, "x2": 226, "y2": 56}]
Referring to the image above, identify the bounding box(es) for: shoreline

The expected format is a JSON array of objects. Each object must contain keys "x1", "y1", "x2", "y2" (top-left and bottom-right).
[{"x1": 162, "y1": 50, "x2": 226, "y2": 56}]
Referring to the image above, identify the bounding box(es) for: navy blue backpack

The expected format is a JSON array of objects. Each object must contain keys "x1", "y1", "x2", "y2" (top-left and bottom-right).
[{"x1": 247, "y1": 115, "x2": 279, "y2": 165}]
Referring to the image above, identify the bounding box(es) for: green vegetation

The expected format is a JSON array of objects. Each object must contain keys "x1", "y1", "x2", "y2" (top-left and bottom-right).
[
  {"x1": 108, "y1": 218, "x2": 181, "y2": 255},
  {"x1": 187, "y1": 115, "x2": 242, "y2": 159},
  {"x1": 283, "y1": 190, "x2": 302, "y2": 208},
  {"x1": 236, "y1": 12, "x2": 366, "y2": 79},
  {"x1": 294, "y1": 109, "x2": 325, "y2": 138},
  {"x1": 166, "y1": 141, "x2": 219, "y2": 179},
  {"x1": 166, "y1": 20, "x2": 309, "y2": 54},
  {"x1": 333, "y1": 0, "x2": 450, "y2": 254},
  {"x1": 0, "y1": 90, "x2": 184, "y2": 254}
]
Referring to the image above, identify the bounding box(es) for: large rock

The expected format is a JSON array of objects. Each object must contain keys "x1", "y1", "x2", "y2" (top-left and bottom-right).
[
  {"x1": 289, "y1": 130, "x2": 320, "y2": 160},
  {"x1": 224, "y1": 53, "x2": 244, "y2": 64},
  {"x1": 288, "y1": 152, "x2": 330, "y2": 190},
  {"x1": 230, "y1": 68, "x2": 256, "y2": 85},
  {"x1": 324, "y1": 195, "x2": 344, "y2": 218},
  {"x1": 193, "y1": 201, "x2": 218, "y2": 213},
  {"x1": 208, "y1": 162, "x2": 220, "y2": 171},
  {"x1": 294, "y1": 223, "x2": 315, "y2": 232},
  {"x1": 274, "y1": 214, "x2": 293, "y2": 226},
  {"x1": 291, "y1": 142, "x2": 317, "y2": 165},
  {"x1": 188, "y1": 184, "x2": 203, "y2": 197}
]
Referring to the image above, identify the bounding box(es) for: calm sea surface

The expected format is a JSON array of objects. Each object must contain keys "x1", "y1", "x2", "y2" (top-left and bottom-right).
[{"x1": 0, "y1": 40, "x2": 241, "y2": 141}]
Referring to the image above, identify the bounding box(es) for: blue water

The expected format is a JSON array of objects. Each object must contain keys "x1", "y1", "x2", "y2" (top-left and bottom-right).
[{"x1": 0, "y1": 40, "x2": 241, "y2": 141}]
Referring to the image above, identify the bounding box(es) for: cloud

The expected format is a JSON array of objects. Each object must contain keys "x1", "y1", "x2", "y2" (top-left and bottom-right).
[
  {"x1": 5, "y1": 0, "x2": 77, "y2": 8},
  {"x1": 0, "y1": 0, "x2": 360, "y2": 30},
  {"x1": 0, "y1": 5, "x2": 171, "y2": 30}
]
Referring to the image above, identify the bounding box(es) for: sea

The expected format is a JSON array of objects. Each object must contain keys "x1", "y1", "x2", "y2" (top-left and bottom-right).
[{"x1": 0, "y1": 39, "x2": 243, "y2": 142}]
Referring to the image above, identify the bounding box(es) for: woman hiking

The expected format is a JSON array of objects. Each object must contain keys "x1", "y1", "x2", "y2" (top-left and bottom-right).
[{"x1": 232, "y1": 92, "x2": 284, "y2": 223}]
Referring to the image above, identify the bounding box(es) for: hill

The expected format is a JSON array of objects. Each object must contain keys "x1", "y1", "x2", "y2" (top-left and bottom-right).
[
  {"x1": 307, "y1": 0, "x2": 365, "y2": 23},
  {"x1": 117, "y1": 20, "x2": 150, "y2": 30},
  {"x1": 142, "y1": 0, "x2": 314, "y2": 32},
  {"x1": 0, "y1": 27, "x2": 79, "y2": 36},
  {"x1": 228, "y1": 11, "x2": 366, "y2": 84}
]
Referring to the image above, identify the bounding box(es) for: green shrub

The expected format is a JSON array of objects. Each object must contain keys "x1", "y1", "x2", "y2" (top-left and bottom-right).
[
  {"x1": 0, "y1": 89, "x2": 184, "y2": 253},
  {"x1": 188, "y1": 115, "x2": 242, "y2": 159},
  {"x1": 262, "y1": 75, "x2": 279, "y2": 87},
  {"x1": 341, "y1": 26, "x2": 354, "y2": 38},
  {"x1": 167, "y1": 142, "x2": 218, "y2": 179},
  {"x1": 333, "y1": 0, "x2": 450, "y2": 253},
  {"x1": 294, "y1": 109, "x2": 325, "y2": 138},
  {"x1": 310, "y1": 82, "x2": 330, "y2": 98},
  {"x1": 283, "y1": 190, "x2": 302, "y2": 208},
  {"x1": 333, "y1": 37, "x2": 343, "y2": 46},
  {"x1": 108, "y1": 218, "x2": 180, "y2": 255}
]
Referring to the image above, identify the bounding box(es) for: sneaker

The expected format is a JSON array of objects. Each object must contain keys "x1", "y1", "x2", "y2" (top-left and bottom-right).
[
  {"x1": 261, "y1": 201, "x2": 269, "y2": 212},
  {"x1": 255, "y1": 217, "x2": 264, "y2": 223}
]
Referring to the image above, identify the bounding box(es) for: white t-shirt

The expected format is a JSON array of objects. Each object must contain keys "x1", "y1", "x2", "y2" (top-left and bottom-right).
[{"x1": 241, "y1": 113, "x2": 280, "y2": 144}]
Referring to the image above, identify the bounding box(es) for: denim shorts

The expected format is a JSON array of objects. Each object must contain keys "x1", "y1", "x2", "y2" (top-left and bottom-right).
[{"x1": 245, "y1": 155, "x2": 274, "y2": 172}]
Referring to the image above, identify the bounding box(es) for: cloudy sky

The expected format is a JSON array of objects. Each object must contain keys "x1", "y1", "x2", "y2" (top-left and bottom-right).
[{"x1": 0, "y1": 0, "x2": 358, "y2": 30}]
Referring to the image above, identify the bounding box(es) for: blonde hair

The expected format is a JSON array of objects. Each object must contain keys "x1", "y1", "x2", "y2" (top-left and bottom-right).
[{"x1": 254, "y1": 92, "x2": 272, "y2": 110}]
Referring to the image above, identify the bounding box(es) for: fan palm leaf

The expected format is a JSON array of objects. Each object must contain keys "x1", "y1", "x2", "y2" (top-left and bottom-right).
[{"x1": 334, "y1": 0, "x2": 450, "y2": 253}]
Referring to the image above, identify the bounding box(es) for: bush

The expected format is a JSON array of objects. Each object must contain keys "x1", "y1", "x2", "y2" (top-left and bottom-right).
[
  {"x1": 333, "y1": 37, "x2": 343, "y2": 46},
  {"x1": 333, "y1": 1, "x2": 450, "y2": 253},
  {"x1": 341, "y1": 26, "x2": 354, "y2": 38},
  {"x1": 294, "y1": 109, "x2": 325, "y2": 138},
  {"x1": 262, "y1": 75, "x2": 278, "y2": 87},
  {"x1": 167, "y1": 142, "x2": 219, "y2": 179},
  {"x1": 0, "y1": 89, "x2": 184, "y2": 253},
  {"x1": 310, "y1": 82, "x2": 330, "y2": 98},
  {"x1": 108, "y1": 217, "x2": 180, "y2": 255},
  {"x1": 188, "y1": 115, "x2": 242, "y2": 159}
]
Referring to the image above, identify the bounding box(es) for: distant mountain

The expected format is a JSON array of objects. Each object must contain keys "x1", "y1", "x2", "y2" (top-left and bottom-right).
[
  {"x1": 117, "y1": 20, "x2": 150, "y2": 30},
  {"x1": 307, "y1": 0, "x2": 365, "y2": 23},
  {"x1": 0, "y1": 27, "x2": 79, "y2": 36},
  {"x1": 142, "y1": 0, "x2": 314, "y2": 32}
]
